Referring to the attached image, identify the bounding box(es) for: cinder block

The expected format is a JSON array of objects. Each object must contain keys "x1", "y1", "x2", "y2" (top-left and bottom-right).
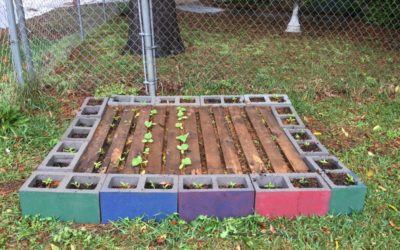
[
  {"x1": 108, "y1": 95, "x2": 134, "y2": 106},
  {"x1": 155, "y1": 96, "x2": 178, "y2": 105},
  {"x1": 221, "y1": 95, "x2": 245, "y2": 106},
  {"x1": 19, "y1": 172, "x2": 105, "y2": 223},
  {"x1": 178, "y1": 175, "x2": 254, "y2": 221},
  {"x1": 287, "y1": 137, "x2": 329, "y2": 156},
  {"x1": 51, "y1": 141, "x2": 88, "y2": 155},
  {"x1": 77, "y1": 97, "x2": 108, "y2": 118},
  {"x1": 200, "y1": 96, "x2": 224, "y2": 106},
  {"x1": 38, "y1": 153, "x2": 79, "y2": 172},
  {"x1": 176, "y1": 96, "x2": 201, "y2": 106},
  {"x1": 62, "y1": 118, "x2": 99, "y2": 141},
  {"x1": 320, "y1": 171, "x2": 366, "y2": 215},
  {"x1": 265, "y1": 94, "x2": 292, "y2": 105},
  {"x1": 244, "y1": 94, "x2": 269, "y2": 105},
  {"x1": 251, "y1": 173, "x2": 331, "y2": 217},
  {"x1": 101, "y1": 174, "x2": 177, "y2": 222},
  {"x1": 132, "y1": 96, "x2": 155, "y2": 105},
  {"x1": 284, "y1": 128, "x2": 318, "y2": 142},
  {"x1": 271, "y1": 104, "x2": 297, "y2": 116},
  {"x1": 304, "y1": 156, "x2": 351, "y2": 174},
  {"x1": 274, "y1": 113, "x2": 305, "y2": 129}
]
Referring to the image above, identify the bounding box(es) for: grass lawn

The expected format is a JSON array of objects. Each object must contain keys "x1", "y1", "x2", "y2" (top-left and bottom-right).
[{"x1": 0, "y1": 17, "x2": 399, "y2": 249}]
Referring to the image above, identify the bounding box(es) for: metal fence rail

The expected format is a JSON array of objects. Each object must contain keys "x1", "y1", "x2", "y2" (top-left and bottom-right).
[{"x1": 0, "y1": 0, "x2": 399, "y2": 94}]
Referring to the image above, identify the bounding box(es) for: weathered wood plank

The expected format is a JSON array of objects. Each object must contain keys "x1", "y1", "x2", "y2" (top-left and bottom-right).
[
  {"x1": 258, "y1": 106, "x2": 309, "y2": 172},
  {"x1": 198, "y1": 108, "x2": 225, "y2": 174},
  {"x1": 182, "y1": 108, "x2": 202, "y2": 175},
  {"x1": 164, "y1": 107, "x2": 181, "y2": 174},
  {"x1": 228, "y1": 107, "x2": 266, "y2": 173},
  {"x1": 75, "y1": 107, "x2": 116, "y2": 172},
  {"x1": 245, "y1": 107, "x2": 290, "y2": 173},
  {"x1": 146, "y1": 107, "x2": 167, "y2": 174},
  {"x1": 213, "y1": 107, "x2": 242, "y2": 174}
]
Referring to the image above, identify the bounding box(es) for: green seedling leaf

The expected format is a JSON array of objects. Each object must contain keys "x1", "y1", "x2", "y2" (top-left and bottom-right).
[
  {"x1": 142, "y1": 132, "x2": 154, "y2": 143},
  {"x1": 175, "y1": 123, "x2": 183, "y2": 130},
  {"x1": 131, "y1": 155, "x2": 143, "y2": 167},
  {"x1": 43, "y1": 178, "x2": 53, "y2": 187},
  {"x1": 143, "y1": 147, "x2": 150, "y2": 155},
  {"x1": 94, "y1": 161, "x2": 102, "y2": 169},
  {"x1": 177, "y1": 107, "x2": 186, "y2": 113},
  {"x1": 177, "y1": 110, "x2": 185, "y2": 117},
  {"x1": 179, "y1": 157, "x2": 192, "y2": 170},
  {"x1": 177, "y1": 143, "x2": 189, "y2": 154},
  {"x1": 150, "y1": 109, "x2": 158, "y2": 116},
  {"x1": 176, "y1": 133, "x2": 189, "y2": 143},
  {"x1": 144, "y1": 120, "x2": 156, "y2": 128}
]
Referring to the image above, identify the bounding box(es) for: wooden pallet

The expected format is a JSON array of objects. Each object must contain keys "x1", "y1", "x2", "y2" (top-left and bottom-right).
[{"x1": 75, "y1": 105, "x2": 309, "y2": 174}]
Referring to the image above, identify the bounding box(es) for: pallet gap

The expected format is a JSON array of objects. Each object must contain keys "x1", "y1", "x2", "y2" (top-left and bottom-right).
[
  {"x1": 161, "y1": 109, "x2": 170, "y2": 174},
  {"x1": 195, "y1": 110, "x2": 207, "y2": 174},
  {"x1": 208, "y1": 108, "x2": 227, "y2": 173}
]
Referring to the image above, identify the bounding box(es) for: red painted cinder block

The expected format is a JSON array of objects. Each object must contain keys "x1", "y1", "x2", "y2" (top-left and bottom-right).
[{"x1": 251, "y1": 173, "x2": 331, "y2": 218}]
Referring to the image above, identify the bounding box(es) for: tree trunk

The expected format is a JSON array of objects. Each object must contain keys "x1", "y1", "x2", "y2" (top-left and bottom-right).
[{"x1": 127, "y1": 0, "x2": 185, "y2": 57}]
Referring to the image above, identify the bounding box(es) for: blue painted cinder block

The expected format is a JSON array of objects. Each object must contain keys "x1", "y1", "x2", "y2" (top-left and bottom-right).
[
  {"x1": 100, "y1": 174, "x2": 178, "y2": 223},
  {"x1": 178, "y1": 175, "x2": 255, "y2": 221}
]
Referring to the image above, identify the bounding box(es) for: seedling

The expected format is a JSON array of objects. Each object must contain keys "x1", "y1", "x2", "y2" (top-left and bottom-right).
[
  {"x1": 177, "y1": 110, "x2": 185, "y2": 118},
  {"x1": 148, "y1": 180, "x2": 156, "y2": 189},
  {"x1": 192, "y1": 182, "x2": 205, "y2": 189},
  {"x1": 110, "y1": 123, "x2": 116, "y2": 128},
  {"x1": 71, "y1": 181, "x2": 80, "y2": 189},
  {"x1": 84, "y1": 182, "x2": 93, "y2": 188},
  {"x1": 263, "y1": 182, "x2": 276, "y2": 189},
  {"x1": 175, "y1": 122, "x2": 183, "y2": 130},
  {"x1": 177, "y1": 107, "x2": 186, "y2": 113},
  {"x1": 303, "y1": 141, "x2": 311, "y2": 147},
  {"x1": 117, "y1": 156, "x2": 125, "y2": 164},
  {"x1": 42, "y1": 178, "x2": 54, "y2": 188},
  {"x1": 345, "y1": 174, "x2": 356, "y2": 185},
  {"x1": 113, "y1": 115, "x2": 120, "y2": 121},
  {"x1": 63, "y1": 147, "x2": 77, "y2": 153},
  {"x1": 179, "y1": 157, "x2": 192, "y2": 170},
  {"x1": 227, "y1": 181, "x2": 237, "y2": 188},
  {"x1": 286, "y1": 115, "x2": 296, "y2": 124},
  {"x1": 144, "y1": 120, "x2": 156, "y2": 128},
  {"x1": 143, "y1": 147, "x2": 150, "y2": 155},
  {"x1": 98, "y1": 147, "x2": 105, "y2": 156},
  {"x1": 160, "y1": 181, "x2": 172, "y2": 189},
  {"x1": 150, "y1": 109, "x2": 158, "y2": 116},
  {"x1": 94, "y1": 161, "x2": 102, "y2": 170},
  {"x1": 176, "y1": 133, "x2": 189, "y2": 143},
  {"x1": 319, "y1": 159, "x2": 329, "y2": 164},
  {"x1": 177, "y1": 143, "x2": 189, "y2": 154},
  {"x1": 131, "y1": 155, "x2": 146, "y2": 167},
  {"x1": 299, "y1": 177, "x2": 308, "y2": 185},
  {"x1": 142, "y1": 132, "x2": 154, "y2": 143},
  {"x1": 119, "y1": 181, "x2": 131, "y2": 189}
]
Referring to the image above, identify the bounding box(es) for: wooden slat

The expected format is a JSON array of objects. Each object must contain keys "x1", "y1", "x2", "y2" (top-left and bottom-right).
[
  {"x1": 123, "y1": 107, "x2": 151, "y2": 174},
  {"x1": 183, "y1": 108, "x2": 202, "y2": 175},
  {"x1": 106, "y1": 108, "x2": 135, "y2": 173},
  {"x1": 212, "y1": 107, "x2": 242, "y2": 174},
  {"x1": 245, "y1": 107, "x2": 290, "y2": 173},
  {"x1": 258, "y1": 106, "x2": 309, "y2": 172},
  {"x1": 164, "y1": 107, "x2": 181, "y2": 174},
  {"x1": 75, "y1": 107, "x2": 116, "y2": 172},
  {"x1": 228, "y1": 107, "x2": 266, "y2": 173},
  {"x1": 146, "y1": 107, "x2": 167, "y2": 174},
  {"x1": 198, "y1": 108, "x2": 224, "y2": 174}
]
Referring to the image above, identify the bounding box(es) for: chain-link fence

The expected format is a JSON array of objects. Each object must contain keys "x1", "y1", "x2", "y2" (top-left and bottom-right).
[{"x1": 1, "y1": 0, "x2": 399, "y2": 94}]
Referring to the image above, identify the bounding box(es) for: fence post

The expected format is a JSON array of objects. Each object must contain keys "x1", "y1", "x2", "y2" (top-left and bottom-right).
[
  {"x1": 5, "y1": 0, "x2": 24, "y2": 85},
  {"x1": 138, "y1": 0, "x2": 156, "y2": 96},
  {"x1": 76, "y1": 0, "x2": 85, "y2": 41},
  {"x1": 285, "y1": 1, "x2": 301, "y2": 33},
  {"x1": 102, "y1": 0, "x2": 107, "y2": 23},
  {"x1": 14, "y1": 0, "x2": 35, "y2": 81}
]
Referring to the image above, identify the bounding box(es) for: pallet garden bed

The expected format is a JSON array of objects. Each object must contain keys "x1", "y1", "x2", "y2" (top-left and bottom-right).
[{"x1": 19, "y1": 95, "x2": 367, "y2": 223}]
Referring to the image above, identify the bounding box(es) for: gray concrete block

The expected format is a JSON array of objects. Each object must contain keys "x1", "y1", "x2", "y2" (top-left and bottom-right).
[
  {"x1": 38, "y1": 153, "x2": 79, "y2": 172},
  {"x1": 275, "y1": 114, "x2": 305, "y2": 129},
  {"x1": 284, "y1": 128, "x2": 318, "y2": 142},
  {"x1": 244, "y1": 94, "x2": 269, "y2": 105},
  {"x1": 77, "y1": 97, "x2": 108, "y2": 118},
  {"x1": 132, "y1": 96, "x2": 155, "y2": 105},
  {"x1": 19, "y1": 171, "x2": 68, "y2": 193},
  {"x1": 221, "y1": 95, "x2": 245, "y2": 106},
  {"x1": 200, "y1": 95, "x2": 224, "y2": 106},
  {"x1": 288, "y1": 137, "x2": 330, "y2": 156},
  {"x1": 304, "y1": 156, "x2": 351, "y2": 173},
  {"x1": 108, "y1": 95, "x2": 134, "y2": 106}
]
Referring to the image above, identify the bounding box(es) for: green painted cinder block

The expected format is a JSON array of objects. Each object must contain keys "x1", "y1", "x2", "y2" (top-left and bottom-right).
[
  {"x1": 19, "y1": 172, "x2": 105, "y2": 224},
  {"x1": 321, "y1": 171, "x2": 367, "y2": 215}
]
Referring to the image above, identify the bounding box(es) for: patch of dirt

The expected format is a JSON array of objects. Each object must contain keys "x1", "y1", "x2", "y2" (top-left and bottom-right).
[
  {"x1": 0, "y1": 180, "x2": 24, "y2": 196},
  {"x1": 291, "y1": 178, "x2": 321, "y2": 188},
  {"x1": 368, "y1": 138, "x2": 400, "y2": 155},
  {"x1": 327, "y1": 172, "x2": 356, "y2": 186}
]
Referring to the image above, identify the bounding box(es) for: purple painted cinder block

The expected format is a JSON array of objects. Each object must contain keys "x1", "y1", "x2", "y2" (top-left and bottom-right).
[{"x1": 178, "y1": 175, "x2": 254, "y2": 221}]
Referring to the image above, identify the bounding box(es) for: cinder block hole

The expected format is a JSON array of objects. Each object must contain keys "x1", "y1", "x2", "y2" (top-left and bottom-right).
[
  {"x1": 217, "y1": 176, "x2": 248, "y2": 189},
  {"x1": 75, "y1": 118, "x2": 96, "y2": 128},
  {"x1": 326, "y1": 172, "x2": 358, "y2": 186},
  {"x1": 112, "y1": 96, "x2": 131, "y2": 102},
  {"x1": 269, "y1": 95, "x2": 286, "y2": 103},
  {"x1": 108, "y1": 176, "x2": 139, "y2": 189},
  {"x1": 28, "y1": 174, "x2": 64, "y2": 189},
  {"x1": 315, "y1": 158, "x2": 341, "y2": 170},
  {"x1": 204, "y1": 97, "x2": 222, "y2": 104},
  {"x1": 87, "y1": 98, "x2": 104, "y2": 106},
  {"x1": 299, "y1": 142, "x2": 322, "y2": 152},
  {"x1": 81, "y1": 107, "x2": 100, "y2": 115},
  {"x1": 281, "y1": 116, "x2": 299, "y2": 125},
  {"x1": 275, "y1": 107, "x2": 293, "y2": 115},
  {"x1": 290, "y1": 177, "x2": 322, "y2": 188},
  {"x1": 160, "y1": 97, "x2": 176, "y2": 104},
  {"x1": 224, "y1": 97, "x2": 243, "y2": 104},
  {"x1": 56, "y1": 142, "x2": 82, "y2": 153},
  {"x1": 255, "y1": 176, "x2": 288, "y2": 189},
  {"x1": 291, "y1": 131, "x2": 311, "y2": 140},
  {"x1": 133, "y1": 97, "x2": 152, "y2": 103},
  {"x1": 249, "y1": 96, "x2": 266, "y2": 102},
  {"x1": 180, "y1": 97, "x2": 196, "y2": 103},
  {"x1": 183, "y1": 177, "x2": 213, "y2": 189},
  {"x1": 46, "y1": 155, "x2": 73, "y2": 168},
  {"x1": 144, "y1": 176, "x2": 174, "y2": 189},
  {"x1": 67, "y1": 176, "x2": 100, "y2": 190},
  {"x1": 67, "y1": 128, "x2": 90, "y2": 139}
]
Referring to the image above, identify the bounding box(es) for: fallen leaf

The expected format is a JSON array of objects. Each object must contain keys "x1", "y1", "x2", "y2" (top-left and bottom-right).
[
  {"x1": 367, "y1": 170, "x2": 374, "y2": 178},
  {"x1": 335, "y1": 240, "x2": 339, "y2": 250},
  {"x1": 156, "y1": 234, "x2": 167, "y2": 245},
  {"x1": 395, "y1": 85, "x2": 399, "y2": 93},
  {"x1": 373, "y1": 125, "x2": 381, "y2": 132},
  {"x1": 388, "y1": 204, "x2": 398, "y2": 212},
  {"x1": 321, "y1": 226, "x2": 331, "y2": 234},
  {"x1": 368, "y1": 151, "x2": 375, "y2": 157},
  {"x1": 2, "y1": 74, "x2": 8, "y2": 82},
  {"x1": 170, "y1": 219, "x2": 177, "y2": 225},
  {"x1": 313, "y1": 131, "x2": 322, "y2": 136},
  {"x1": 236, "y1": 244, "x2": 241, "y2": 250},
  {"x1": 389, "y1": 220, "x2": 400, "y2": 230},
  {"x1": 269, "y1": 224, "x2": 276, "y2": 234},
  {"x1": 341, "y1": 128, "x2": 349, "y2": 137},
  {"x1": 378, "y1": 186, "x2": 387, "y2": 191}
]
